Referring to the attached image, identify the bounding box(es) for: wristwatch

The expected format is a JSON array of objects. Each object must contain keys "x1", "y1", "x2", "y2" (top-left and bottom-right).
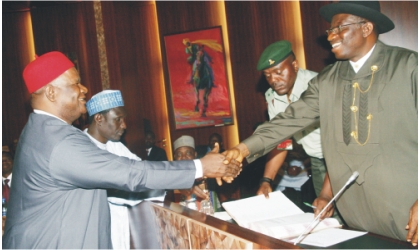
[{"x1": 259, "y1": 177, "x2": 273, "y2": 186}]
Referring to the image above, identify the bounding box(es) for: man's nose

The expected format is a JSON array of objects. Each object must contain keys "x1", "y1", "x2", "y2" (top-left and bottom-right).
[
  {"x1": 268, "y1": 74, "x2": 276, "y2": 84},
  {"x1": 120, "y1": 119, "x2": 127, "y2": 129},
  {"x1": 327, "y1": 32, "x2": 337, "y2": 42},
  {"x1": 79, "y1": 83, "x2": 88, "y2": 94}
]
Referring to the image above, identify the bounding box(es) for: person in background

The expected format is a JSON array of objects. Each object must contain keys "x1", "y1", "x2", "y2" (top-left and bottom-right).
[
  {"x1": 254, "y1": 40, "x2": 325, "y2": 199},
  {"x1": 144, "y1": 130, "x2": 168, "y2": 161},
  {"x1": 222, "y1": 1, "x2": 417, "y2": 245},
  {"x1": 2, "y1": 151, "x2": 13, "y2": 204},
  {"x1": 2, "y1": 151, "x2": 13, "y2": 236},
  {"x1": 196, "y1": 133, "x2": 225, "y2": 158},
  {"x1": 3, "y1": 51, "x2": 241, "y2": 249},
  {"x1": 84, "y1": 89, "x2": 166, "y2": 249},
  {"x1": 173, "y1": 135, "x2": 222, "y2": 211}
]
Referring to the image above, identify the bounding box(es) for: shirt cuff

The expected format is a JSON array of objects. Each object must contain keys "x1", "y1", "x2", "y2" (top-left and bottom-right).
[{"x1": 193, "y1": 159, "x2": 203, "y2": 179}]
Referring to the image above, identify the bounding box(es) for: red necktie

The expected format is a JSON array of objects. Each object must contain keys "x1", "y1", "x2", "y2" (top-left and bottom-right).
[{"x1": 3, "y1": 179, "x2": 10, "y2": 203}]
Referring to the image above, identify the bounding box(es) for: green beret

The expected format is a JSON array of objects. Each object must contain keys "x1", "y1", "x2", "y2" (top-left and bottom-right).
[{"x1": 257, "y1": 40, "x2": 292, "y2": 71}]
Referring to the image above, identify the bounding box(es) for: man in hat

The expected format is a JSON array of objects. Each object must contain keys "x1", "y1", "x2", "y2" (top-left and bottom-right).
[
  {"x1": 222, "y1": 1, "x2": 417, "y2": 244},
  {"x1": 254, "y1": 40, "x2": 326, "y2": 201},
  {"x1": 173, "y1": 135, "x2": 222, "y2": 211},
  {"x1": 3, "y1": 51, "x2": 241, "y2": 249},
  {"x1": 83, "y1": 89, "x2": 166, "y2": 249}
]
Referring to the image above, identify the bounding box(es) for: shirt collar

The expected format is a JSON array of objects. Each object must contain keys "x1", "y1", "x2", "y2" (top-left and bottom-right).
[
  {"x1": 272, "y1": 68, "x2": 305, "y2": 103},
  {"x1": 83, "y1": 128, "x2": 107, "y2": 150},
  {"x1": 33, "y1": 109, "x2": 69, "y2": 124},
  {"x1": 349, "y1": 44, "x2": 376, "y2": 73},
  {"x1": 3, "y1": 174, "x2": 12, "y2": 183}
]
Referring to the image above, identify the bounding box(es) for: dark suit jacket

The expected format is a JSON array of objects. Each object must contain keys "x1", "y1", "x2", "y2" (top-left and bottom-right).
[
  {"x1": 195, "y1": 145, "x2": 210, "y2": 159},
  {"x1": 147, "y1": 145, "x2": 168, "y2": 161}
]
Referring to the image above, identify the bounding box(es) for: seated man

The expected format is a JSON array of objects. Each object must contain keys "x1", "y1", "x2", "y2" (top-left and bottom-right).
[
  {"x1": 271, "y1": 139, "x2": 312, "y2": 193},
  {"x1": 196, "y1": 133, "x2": 225, "y2": 158},
  {"x1": 144, "y1": 130, "x2": 168, "y2": 161},
  {"x1": 172, "y1": 135, "x2": 222, "y2": 211},
  {"x1": 2, "y1": 151, "x2": 13, "y2": 204}
]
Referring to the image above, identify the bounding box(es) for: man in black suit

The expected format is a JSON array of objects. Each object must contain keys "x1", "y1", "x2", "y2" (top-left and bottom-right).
[{"x1": 144, "y1": 131, "x2": 168, "y2": 161}]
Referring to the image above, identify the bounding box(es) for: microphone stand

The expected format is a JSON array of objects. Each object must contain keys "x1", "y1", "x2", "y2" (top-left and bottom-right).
[{"x1": 293, "y1": 171, "x2": 359, "y2": 245}]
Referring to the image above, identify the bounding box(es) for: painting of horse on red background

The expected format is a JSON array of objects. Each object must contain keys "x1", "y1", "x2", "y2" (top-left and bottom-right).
[{"x1": 164, "y1": 26, "x2": 233, "y2": 129}]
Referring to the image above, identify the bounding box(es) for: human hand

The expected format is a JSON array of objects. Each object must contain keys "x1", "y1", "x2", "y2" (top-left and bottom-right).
[
  {"x1": 222, "y1": 143, "x2": 248, "y2": 165},
  {"x1": 191, "y1": 185, "x2": 208, "y2": 200},
  {"x1": 406, "y1": 200, "x2": 418, "y2": 246},
  {"x1": 215, "y1": 143, "x2": 249, "y2": 185},
  {"x1": 313, "y1": 195, "x2": 334, "y2": 219},
  {"x1": 178, "y1": 188, "x2": 193, "y2": 198},
  {"x1": 257, "y1": 182, "x2": 272, "y2": 199},
  {"x1": 200, "y1": 143, "x2": 242, "y2": 179},
  {"x1": 215, "y1": 176, "x2": 235, "y2": 186}
]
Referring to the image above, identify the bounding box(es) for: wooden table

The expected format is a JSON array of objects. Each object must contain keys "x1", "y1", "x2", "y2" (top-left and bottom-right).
[{"x1": 128, "y1": 199, "x2": 416, "y2": 249}]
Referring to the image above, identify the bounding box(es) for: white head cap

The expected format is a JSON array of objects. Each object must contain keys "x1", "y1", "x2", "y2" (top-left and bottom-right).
[{"x1": 173, "y1": 135, "x2": 195, "y2": 151}]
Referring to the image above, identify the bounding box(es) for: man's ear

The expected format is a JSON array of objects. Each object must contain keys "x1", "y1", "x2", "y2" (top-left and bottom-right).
[
  {"x1": 94, "y1": 113, "x2": 104, "y2": 125},
  {"x1": 44, "y1": 85, "x2": 56, "y2": 102},
  {"x1": 292, "y1": 59, "x2": 299, "y2": 72},
  {"x1": 362, "y1": 22, "x2": 374, "y2": 38}
]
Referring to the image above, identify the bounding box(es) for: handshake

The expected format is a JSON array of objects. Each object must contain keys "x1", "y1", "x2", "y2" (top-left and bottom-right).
[{"x1": 199, "y1": 142, "x2": 250, "y2": 186}]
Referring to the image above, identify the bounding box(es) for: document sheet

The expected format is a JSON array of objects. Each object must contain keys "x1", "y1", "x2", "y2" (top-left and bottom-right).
[{"x1": 222, "y1": 191, "x2": 361, "y2": 244}]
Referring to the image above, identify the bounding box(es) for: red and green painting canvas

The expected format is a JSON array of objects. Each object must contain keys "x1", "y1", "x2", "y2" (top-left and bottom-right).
[{"x1": 164, "y1": 26, "x2": 233, "y2": 129}]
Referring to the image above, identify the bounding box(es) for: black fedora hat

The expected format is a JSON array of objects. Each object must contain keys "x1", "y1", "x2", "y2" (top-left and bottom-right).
[{"x1": 319, "y1": 1, "x2": 394, "y2": 34}]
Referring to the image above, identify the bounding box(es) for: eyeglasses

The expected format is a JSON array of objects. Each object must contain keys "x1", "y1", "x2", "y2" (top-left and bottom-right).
[{"x1": 326, "y1": 21, "x2": 366, "y2": 35}]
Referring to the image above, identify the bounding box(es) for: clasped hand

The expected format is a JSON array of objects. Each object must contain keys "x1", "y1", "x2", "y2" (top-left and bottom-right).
[
  {"x1": 213, "y1": 145, "x2": 246, "y2": 186},
  {"x1": 200, "y1": 143, "x2": 242, "y2": 184}
]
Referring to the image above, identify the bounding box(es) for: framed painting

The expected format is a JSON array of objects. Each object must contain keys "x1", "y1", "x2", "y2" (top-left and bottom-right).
[{"x1": 163, "y1": 26, "x2": 233, "y2": 129}]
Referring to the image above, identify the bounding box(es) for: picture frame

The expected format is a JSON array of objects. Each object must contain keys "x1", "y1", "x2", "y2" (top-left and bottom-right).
[{"x1": 163, "y1": 26, "x2": 233, "y2": 130}]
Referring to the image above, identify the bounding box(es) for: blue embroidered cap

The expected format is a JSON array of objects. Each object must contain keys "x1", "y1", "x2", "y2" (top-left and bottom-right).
[{"x1": 86, "y1": 90, "x2": 124, "y2": 116}]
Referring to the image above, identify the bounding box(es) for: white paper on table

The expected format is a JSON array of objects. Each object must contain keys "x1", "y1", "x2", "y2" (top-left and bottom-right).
[
  {"x1": 222, "y1": 191, "x2": 342, "y2": 240},
  {"x1": 222, "y1": 191, "x2": 304, "y2": 227},
  {"x1": 289, "y1": 228, "x2": 368, "y2": 247},
  {"x1": 246, "y1": 213, "x2": 341, "y2": 239},
  {"x1": 212, "y1": 211, "x2": 232, "y2": 221}
]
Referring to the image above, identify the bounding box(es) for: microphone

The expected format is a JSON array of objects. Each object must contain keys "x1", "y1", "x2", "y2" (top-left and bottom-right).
[{"x1": 293, "y1": 171, "x2": 359, "y2": 245}]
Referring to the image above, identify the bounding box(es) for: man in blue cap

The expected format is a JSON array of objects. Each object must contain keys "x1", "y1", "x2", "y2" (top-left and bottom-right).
[
  {"x1": 223, "y1": 1, "x2": 417, "y2": 244},
  {"x1": 255, "y1": 40, "x2": 326, "y2": 203},
  {"x1": 84, "y1": 90, "x2": 165, "y2": 249}
]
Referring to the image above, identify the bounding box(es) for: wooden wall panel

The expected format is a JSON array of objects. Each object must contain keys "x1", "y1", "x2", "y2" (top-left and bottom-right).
[
  {"x1": 2, "y1": 1, "x2": 417, "y2": 157},
  {"x1": 100, "y1": 1, "x2": 170, "y2": 158},
  {"x1": 300, "y1": 1, "x2": 334, "y2": 73},
  {"x1": 30, "y1": 2, "x2": 102, "y2": 129},
  {"x1": 2, "y1": 11, "x2": 34, "y2": 148},
  {"x1": 380, "y1": 1, "x2": 418, "y2": 52},
  {"x1": 225, "y1": 1, "x2": 307, "y2": 141}
]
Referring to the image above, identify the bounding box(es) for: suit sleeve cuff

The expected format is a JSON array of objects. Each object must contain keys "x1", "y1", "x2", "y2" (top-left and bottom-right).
[{"x1": 193, "y1": 159, "x2": 203, "y2": 179}]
